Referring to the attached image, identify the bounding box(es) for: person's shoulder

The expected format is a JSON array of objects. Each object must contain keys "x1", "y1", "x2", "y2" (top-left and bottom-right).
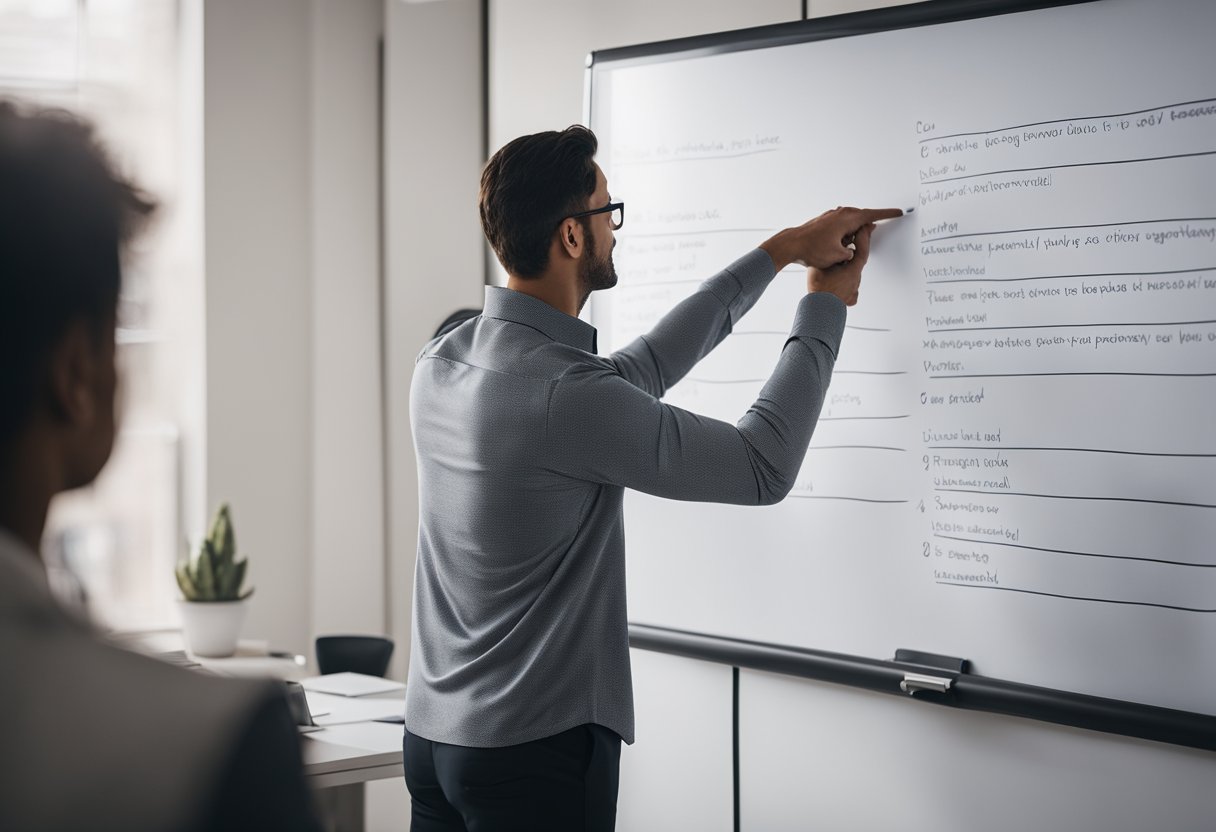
[{"x1": 0, "y1": 625, "x2": 296, "y2": 832}]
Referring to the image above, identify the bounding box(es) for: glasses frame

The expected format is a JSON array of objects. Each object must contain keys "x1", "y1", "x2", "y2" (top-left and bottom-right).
[{"x1": 568, "y1": 200, "x2": 625, "y2": 231}]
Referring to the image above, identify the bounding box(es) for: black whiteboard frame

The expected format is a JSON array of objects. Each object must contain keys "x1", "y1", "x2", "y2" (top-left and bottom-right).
[
  {"x1": 587, "y1": 0, "x2": 1216, "y2": 753},
  {"x1": 630, "y1": 624, "x2": 1216, "y2": 753}
]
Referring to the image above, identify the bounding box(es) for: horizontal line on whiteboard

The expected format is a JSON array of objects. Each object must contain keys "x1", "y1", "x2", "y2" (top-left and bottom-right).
[
  {"x1": 811, "y1": 444, "x2": 907, "y2": 452},
  {"x1": 927, "y1": 445, "x2": 1216, "y2": 458},
  {"x1": 684, "y1": 377, "x2": 909, "y2": 386},
  {"x1": 684, "y1": 377, "x2": 767, "y2": 384},
  {"x1": 934, "y1": 488, "x2": 1216, "y2": 510},
  {"x1": 787, "y1": 494, "x2": 909, "y2": 503},
  {"x1": 684, "y1": 372, "x2": 908, "y2": 383},
  {"x1": 619, "y1": 277, "x2": 701, "y2": 288},
  {"x1": 925, "y1": 265, "x2": 1216, "y2": 285},
  {"x1": 935, "y1": 582, "x2": 1216, "y2": 614},
  {"x1": 819, "y1": 415, "x2": 910, "y2": 421},
  {"x1": 933, "y1": 533, "x2": 1214, "y2": 569},
  {"x1": 918, "y1": 96, "x2": 1216, "y2": 144},
  {"x1": 919, "y1": 149, "x2": 1216, "y2": 185},
  {"x1": 833, "y1": 369, "x2": 906, "y2": 375},
  {"x1": 625, "y1": 227, "x2": 773, "y2": 239},
  {"x1": 930, "y1": 371, "x2": 1216, "y2": 379},
  {"x1": 920, "y1": 216, "x2": 1216, "y2": 244},
  {"x1": 611, "y1": 147, "x2": 780, "y2": 166},
  {"x1": 733, "y1": 326, "x2": 892, "y2": 334},
  {"x1": 928, "y1": 318, "x2": 1216, "y2": 333}
]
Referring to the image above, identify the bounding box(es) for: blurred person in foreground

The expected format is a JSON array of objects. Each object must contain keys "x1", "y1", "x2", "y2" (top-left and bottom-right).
[{"x1": 0, "y1": 100, "x2": 322, "y2": 832}]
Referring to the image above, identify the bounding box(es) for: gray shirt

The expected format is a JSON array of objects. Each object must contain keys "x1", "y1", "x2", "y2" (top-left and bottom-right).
[{"x1": 406, "y1": 248, "x2": 846, "y2": 747}]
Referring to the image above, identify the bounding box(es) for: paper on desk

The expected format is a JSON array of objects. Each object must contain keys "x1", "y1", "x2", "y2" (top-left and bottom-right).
[
  {"x1": 305, "y1": 691, "x2": 405, "y2": 726},
  {"x1": 300, "y1": 672, "x2": 405, "y2": 697}
]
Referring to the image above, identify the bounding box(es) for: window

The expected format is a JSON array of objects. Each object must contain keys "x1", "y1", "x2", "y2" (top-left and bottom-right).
[{"x1": 0, "y1": 0, "x2": 203, "y2": 631}]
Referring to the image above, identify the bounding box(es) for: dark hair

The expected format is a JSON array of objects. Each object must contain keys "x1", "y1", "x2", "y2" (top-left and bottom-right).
[
  {"x1": 479, "y1": 125, "x2": 599, "y2": 277},
  {"x1": 0, "y1": 100, "x2": 155, "y2": 445}
]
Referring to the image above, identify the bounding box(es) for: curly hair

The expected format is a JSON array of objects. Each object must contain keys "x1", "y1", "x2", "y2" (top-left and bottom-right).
[{"x1": 0, "y1": 100, "x2": 156, "y2": 445}]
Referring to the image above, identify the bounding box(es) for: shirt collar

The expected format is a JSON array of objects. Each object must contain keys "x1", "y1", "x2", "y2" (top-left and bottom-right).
[
  {"x1": 0, "y1": 525, "x2": 55, "y2": 607},
  {"x1": 483, "y1": 286, "x2": 598, "y2": 353}
]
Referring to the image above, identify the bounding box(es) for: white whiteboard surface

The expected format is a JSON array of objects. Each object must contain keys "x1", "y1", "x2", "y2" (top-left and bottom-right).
[{"x1": 589, "y1": 0, "x2": 1216, "y2": 717}]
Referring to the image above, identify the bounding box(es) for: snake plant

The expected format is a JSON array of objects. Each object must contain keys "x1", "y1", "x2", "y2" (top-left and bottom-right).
[{"x1": 175, "y1": 503, "x2": 254, "y2": 602}]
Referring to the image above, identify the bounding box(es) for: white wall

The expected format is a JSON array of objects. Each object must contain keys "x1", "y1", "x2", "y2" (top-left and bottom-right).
[
  {"x1": 308, "y1": 0, "x2": 387, "y2": 644},
  {"x1": 204, "y1": 0, "x2": 314, "y2": 654},
  {"x1": 383, "y1": 0, "x2": 486, "y2": 681},
  {"x1": 203, "y1": 0, "x2": 387, "y2": 657}
]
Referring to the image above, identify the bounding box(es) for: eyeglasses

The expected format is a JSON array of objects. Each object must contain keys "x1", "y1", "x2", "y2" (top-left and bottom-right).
[{"x1": 568, "y1": 200, "x2": 624, "y2": 231}]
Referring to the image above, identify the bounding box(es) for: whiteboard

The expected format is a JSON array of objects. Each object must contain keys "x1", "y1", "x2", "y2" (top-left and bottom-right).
[{"x1": 588, "y1": 0, "x2": 1216, "y2": 717}]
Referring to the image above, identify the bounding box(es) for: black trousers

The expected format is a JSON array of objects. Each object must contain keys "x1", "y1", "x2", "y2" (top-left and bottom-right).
[{"x1": 403, "y1": 724, "x2": 622, "y2": 832}]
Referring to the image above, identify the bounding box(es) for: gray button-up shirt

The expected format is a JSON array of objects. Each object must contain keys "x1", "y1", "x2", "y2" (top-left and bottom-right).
[{"x1": 406, "y1": 248, "x2": 846, "y2": 747}]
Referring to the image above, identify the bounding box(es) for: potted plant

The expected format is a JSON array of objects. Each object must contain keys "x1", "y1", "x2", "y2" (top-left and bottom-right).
[{"x1": 174, "y1": 503, "x2": 254, "y2": 657}]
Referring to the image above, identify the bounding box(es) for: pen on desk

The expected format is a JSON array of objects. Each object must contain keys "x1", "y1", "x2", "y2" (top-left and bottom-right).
[{"x1": 270, "y1": 650, "x2": 308, "y2": 666}]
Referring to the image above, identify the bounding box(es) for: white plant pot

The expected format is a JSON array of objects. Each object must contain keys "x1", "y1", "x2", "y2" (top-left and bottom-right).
[{"x1": 178, "y1": 599, "x2": 248, "y2": 658}]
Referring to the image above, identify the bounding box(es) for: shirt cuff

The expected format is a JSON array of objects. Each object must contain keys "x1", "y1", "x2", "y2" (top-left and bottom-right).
[{"x1": 788, "y1": 292, "x2": 847, "y2": 358}]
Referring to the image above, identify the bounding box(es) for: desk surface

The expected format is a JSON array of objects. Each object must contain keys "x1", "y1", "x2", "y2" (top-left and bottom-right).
[{"x1": 300, "y1": 690, "x2": 406, "y2": 789}]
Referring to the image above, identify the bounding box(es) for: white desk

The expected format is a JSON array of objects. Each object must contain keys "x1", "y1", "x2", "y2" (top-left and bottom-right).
[
  {"x1": 303, "y1": 720, "x2": 405, "y2": 787},
  {"x1": 300, "y1": 690, "x2": 406, "y2": 831}
]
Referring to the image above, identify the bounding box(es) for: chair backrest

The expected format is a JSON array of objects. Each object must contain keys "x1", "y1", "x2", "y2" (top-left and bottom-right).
[{"x1": 314, "y1": 635, "x2": 394, "y2": 677}]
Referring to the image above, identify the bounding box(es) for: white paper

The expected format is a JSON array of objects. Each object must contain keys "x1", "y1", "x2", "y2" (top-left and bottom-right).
[{"x1": 299, "y1": 671, "x2": 405, "y2": 697}]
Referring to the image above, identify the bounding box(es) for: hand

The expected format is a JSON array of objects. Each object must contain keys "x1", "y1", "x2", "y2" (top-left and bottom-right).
[
  {"x1": 760, "y1": 206, "x2": 902, "y2": 271},
  {"x1": 808, "y1": 222, "x2": 875, "y2": 306}
]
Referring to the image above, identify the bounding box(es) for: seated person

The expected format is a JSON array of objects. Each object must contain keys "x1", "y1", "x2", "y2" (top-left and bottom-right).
[{"x1": 0, "y1": 100, "x2": 322, "y2": 832}]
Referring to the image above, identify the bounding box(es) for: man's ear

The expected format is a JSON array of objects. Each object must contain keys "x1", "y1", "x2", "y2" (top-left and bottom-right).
[
  {"x1": 556, "y1": 218, "x2": 585, "y2": 261},
  {"x1": 46, "y1": 321, "x2": 97, "y2": 428}
]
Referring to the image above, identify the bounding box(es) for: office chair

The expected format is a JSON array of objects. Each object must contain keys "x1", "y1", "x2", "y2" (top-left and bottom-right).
[
  {"x1": 433, "y1": 307, "x2": 481, "y2": 338},
  {"x1": 315, "y1": 635, "x2": 394, "y2": 677}
]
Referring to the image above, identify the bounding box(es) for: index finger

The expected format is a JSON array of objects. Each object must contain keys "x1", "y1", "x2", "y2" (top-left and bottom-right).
[{"x1": 856, "y1": 207, "x2": 905, "y2": 223}]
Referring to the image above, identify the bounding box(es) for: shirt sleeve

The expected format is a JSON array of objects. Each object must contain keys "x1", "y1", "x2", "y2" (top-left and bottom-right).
[
  {"x1": 606, "y1": 248, "x2": 779, "y2": 398},
  {"x1": 547, "y1": 290, "x2": 847, "y2": 505}
]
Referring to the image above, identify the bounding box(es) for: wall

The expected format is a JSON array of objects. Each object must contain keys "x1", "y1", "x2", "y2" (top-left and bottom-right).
[
  {"x1": 309, "y1": 0, "x2": 387, "y2": 643},
  {"x1": 204, "y1": 0, "x2": 313, "y2": 654},
  {"x1": 382, "y1": 0, "x2": 486, "y2": 681},
  {"x1": 488, "y1": 1, "x2": 1216, "y2": 829},
  {"x1": 203, "y1": 0, "x2": 386, "y2": 656}
]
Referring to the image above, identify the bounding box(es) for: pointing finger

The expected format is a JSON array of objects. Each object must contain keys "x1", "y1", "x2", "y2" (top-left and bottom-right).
[{"x1": 857, "y1": 207, "x2": 905, "y2": 223}]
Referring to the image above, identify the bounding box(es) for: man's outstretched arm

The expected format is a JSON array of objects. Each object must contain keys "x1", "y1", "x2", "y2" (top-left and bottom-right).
[{"x1": 551, "y1": 223, "x2": 884, "y2": 504}]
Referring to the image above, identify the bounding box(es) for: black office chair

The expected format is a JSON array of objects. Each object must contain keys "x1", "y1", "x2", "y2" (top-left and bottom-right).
[
  {"x1": 433, "y1": 307, "x2": 481, "y2": 339},
  {"x1": 315, "y1": 635, "x2": 395, "y2": 677}
]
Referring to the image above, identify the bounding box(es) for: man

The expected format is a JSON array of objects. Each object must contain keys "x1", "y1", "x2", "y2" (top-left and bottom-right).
[
  {"x1": 0, "y1": 101, "x2": 322, "y2": 832},
  {"x1": 405, "y1": 124, "x2": 900, "y2": 831}
]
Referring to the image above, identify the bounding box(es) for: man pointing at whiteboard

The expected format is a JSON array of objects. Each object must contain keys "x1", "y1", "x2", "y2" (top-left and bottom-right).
[{"x1": 405, "y1": 124, "x2": 901, "y2": 831}]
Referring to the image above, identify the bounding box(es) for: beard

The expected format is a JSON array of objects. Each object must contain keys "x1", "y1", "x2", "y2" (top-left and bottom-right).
[{"x1": 579, "y1": 225, "x2": 618, "y2": 294}]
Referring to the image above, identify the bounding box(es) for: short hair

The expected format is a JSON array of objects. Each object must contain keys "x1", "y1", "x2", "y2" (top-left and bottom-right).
[
  {"x1": 0, "y1": 100, "x2": 155, "y2": 445},
  {"x1": 479, "y1": 125, "x2": 599, "y2": 277}
]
